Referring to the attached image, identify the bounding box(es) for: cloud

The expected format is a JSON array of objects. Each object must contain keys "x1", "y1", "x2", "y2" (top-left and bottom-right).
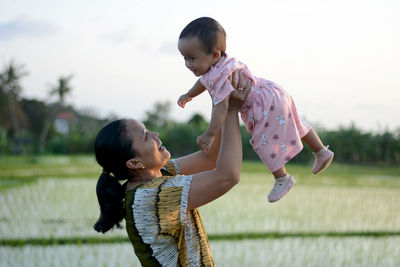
[
  {"x1": 99, "y1": 26, "x2": 135, "y2": 45},
  {"x1": 0, "y1": 16, "x2": 58, "y2": 41},
  {"x1": 158, "y1": 42, "x2": 178, "y2": 54}
]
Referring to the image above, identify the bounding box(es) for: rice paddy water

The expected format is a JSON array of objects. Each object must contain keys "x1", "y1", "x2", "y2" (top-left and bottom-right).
[{"x1": 0, "y1": 155, "x2": 399, "y2": 266}]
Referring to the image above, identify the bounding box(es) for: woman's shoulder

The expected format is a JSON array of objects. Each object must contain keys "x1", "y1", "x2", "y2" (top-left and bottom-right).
[
  {"x1": 161, "y1": 158, "x2": 180, "y2": 176},
  {"x1": 125, "y1": 159, "x2": 186, "y2": 194},
  {"x1": 139, "y1": 173, "x2": 191, "y2": 191}
]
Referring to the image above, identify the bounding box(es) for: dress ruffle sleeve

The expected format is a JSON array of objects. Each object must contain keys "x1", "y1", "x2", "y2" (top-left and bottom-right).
[{"x1": 200, "y1": 56, "x2": 247, "y2": 105}]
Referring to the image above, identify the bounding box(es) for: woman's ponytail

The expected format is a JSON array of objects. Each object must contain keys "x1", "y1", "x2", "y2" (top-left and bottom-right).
[
  {"x1": 93, "y1": 171, "x2": 127, "y2": 233},
  {"x1": 93, "y1": 119, "x2": 136, "y2": 233}
]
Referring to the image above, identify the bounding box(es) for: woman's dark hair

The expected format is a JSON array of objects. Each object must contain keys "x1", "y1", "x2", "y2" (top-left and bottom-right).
[
  {"x1": 179, "y1": 17, "x2": 226, "y2": 55},
  {"x1": 93, "y1": 119, "x2": 136, "y2": 233}
]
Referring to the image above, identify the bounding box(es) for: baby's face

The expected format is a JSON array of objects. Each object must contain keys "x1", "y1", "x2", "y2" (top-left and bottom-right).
[{"x1": 178, "y1": 36, "x2": 218, "y2": 77}]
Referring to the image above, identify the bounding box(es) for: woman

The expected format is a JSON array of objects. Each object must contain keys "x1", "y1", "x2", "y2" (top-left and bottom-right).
[{"x1": 94, "y1": 72, "x2": 250, "y2": 266}]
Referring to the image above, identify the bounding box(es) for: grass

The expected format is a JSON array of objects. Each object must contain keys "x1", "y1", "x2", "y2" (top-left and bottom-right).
[
  {"x1": 0, "y1": 154, "x2": 98, "y2": 179},
  {"x1": 1, "y1": 154, "x2": 399, "y2": 181},
  {"x1": 1, "y1": 176, "x2": 398, "y2": 240},
  {"x1": 2, "y1": 231, "x2": 400, "y2": 247},
  {"x1": 0, "y1": 155, "x2": 399, "y2": 265},
  {"x1": 0, "y1": 177, "x2": 39, "y2": 192},
  {"x1": 0, "y1": 156, "x2": 399, "y2": 238},
  {"x1": 2, "y1": 237, "x2": 400, "y2": 267}
]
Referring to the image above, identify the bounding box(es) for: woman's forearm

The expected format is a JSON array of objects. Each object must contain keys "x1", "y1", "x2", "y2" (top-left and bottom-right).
[
  {"x1": 187, "y1": 109, "x2": 241, "y2": 210},
  {"x1": 186, "y1": 71, "x2": 248, "y2": 210},
  {"x1": 175, "y1": 129, "x2": 221, "y2": 174},
  {"x1": 215, "y1": 108, "x2": 242, "y2": 180}
]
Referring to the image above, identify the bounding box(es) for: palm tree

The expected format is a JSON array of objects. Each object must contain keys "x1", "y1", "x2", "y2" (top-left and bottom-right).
[
  {"x1": 50, "y1": 75, "x2": 73, "y2": 106},
  {"x1": 38, "y1": 75, "x2": 73, "y2": 152},
  {"x1": 0, "y1": 61, "x2": 28, "y2": 141}
]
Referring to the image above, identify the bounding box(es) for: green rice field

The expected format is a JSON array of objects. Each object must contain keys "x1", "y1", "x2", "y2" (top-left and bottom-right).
[{"x1": 0, "y1": 155, "x2": 399, "y2": 266}]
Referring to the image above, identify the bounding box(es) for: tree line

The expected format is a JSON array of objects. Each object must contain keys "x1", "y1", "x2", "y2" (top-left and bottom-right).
[
  {"x1": 1, "y1": 60, "x2": 399, "y2": 166},
  {"x1": 0, "y1": 60, "x2": 109, "y2": 154},
  {"x1": 143, "y1": 102, "x2": 400, "y2": 166}
]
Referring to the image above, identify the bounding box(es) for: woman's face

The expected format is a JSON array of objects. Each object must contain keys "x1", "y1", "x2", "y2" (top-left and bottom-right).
[{"x1": 127, "y1": 119, "x2": 170, "y2": 170}]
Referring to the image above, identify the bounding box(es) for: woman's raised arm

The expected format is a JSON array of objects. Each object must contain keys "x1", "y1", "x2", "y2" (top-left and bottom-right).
[
  {"x1": 187, "y1": 77, "x2": 251, "y2": 210},
  {"x1": 176, "y1": 71, "x2": 250, "y2": 175}
]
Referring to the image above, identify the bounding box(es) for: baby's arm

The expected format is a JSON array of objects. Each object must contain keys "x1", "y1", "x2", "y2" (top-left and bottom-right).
[
  {"x1": 177, "y1": 79, "x2": 206, "y2": 108},
  {"x1": 197, "y1": 96, "x2": 229, "y2": 152}
]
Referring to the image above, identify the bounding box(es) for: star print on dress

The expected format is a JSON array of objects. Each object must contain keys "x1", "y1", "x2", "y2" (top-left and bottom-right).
[
  {"x1": 200, "y1": 56, "x2": 313, "y2": 174},
  {"x1": 261, "y1": 134, "x2": 268, "y2": 145},
  {"x1": 249, "y1": 113, "x2": 255, "y2": 124},
  {"x1": 262, "y1": 110, "x2": 267, "y2": 120},
  {"x1": 276, "y1": 115, "x2": 286, "y2": 126},
  {"x1": 280, "y1": 143, "x2": 288, "y2": 151}
]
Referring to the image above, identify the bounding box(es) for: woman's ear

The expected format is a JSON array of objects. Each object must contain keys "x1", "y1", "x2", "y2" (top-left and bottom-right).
[{"x1": 126, "y1": 158, "x2": 144, "y2": 170}]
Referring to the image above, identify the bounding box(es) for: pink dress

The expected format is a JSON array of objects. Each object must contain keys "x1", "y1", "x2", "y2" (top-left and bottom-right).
[{"x1": 200, "y1": 55, "x2": 311, "y2": 172}]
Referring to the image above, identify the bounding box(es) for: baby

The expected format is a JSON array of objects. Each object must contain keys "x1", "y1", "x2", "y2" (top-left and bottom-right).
[{"x1": 177, "y1": 17, "x2": 334, "y2": 202}]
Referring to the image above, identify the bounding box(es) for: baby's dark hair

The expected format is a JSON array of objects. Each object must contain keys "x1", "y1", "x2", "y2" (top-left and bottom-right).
[
  {"x1": 179, "y1": 17, "x2": 226, "y2": 56},
  {"x1": 93, "y1": 119, "x2": 136, "y2": 233}
]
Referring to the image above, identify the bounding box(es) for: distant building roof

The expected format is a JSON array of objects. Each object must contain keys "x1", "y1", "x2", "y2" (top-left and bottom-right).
[{"x1": 56, "y1": 112, "x2": 76, "y2": 120}]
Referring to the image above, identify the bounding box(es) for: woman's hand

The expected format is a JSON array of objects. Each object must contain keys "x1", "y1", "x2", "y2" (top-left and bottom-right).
[
  {"x1": 196, "y1": 132, "x2": 215, "y2": 152},
  {"x1": 228, "y1": 70, "x2": 251, "y2": 111}
]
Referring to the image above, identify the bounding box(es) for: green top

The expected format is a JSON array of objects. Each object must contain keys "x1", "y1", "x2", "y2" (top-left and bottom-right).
[{"x1": 125, "y1": 159, "x2": 215, "y2": 267}]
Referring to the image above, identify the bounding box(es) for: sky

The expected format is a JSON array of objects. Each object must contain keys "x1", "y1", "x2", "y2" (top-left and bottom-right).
[{"x1": 1, "y1": 0, "x2": 399, "y2": 132}]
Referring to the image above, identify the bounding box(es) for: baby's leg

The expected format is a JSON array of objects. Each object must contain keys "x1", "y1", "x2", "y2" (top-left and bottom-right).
[
  {"x1": 301, "y1": 128, "x2": 324, "y2": 152},
  {"x1": 302, "y1": 128, "x2": 334, "y2": 174},
  {"x1": 268, "y1": 166, "x2": 296, "y2": 203},
  {"x1": 272, "y1": 166, "x2": 287, "y2": 178}
]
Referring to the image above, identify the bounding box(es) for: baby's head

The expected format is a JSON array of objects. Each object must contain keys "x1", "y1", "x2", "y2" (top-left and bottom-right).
[{"x1": 178, "y1": 17, "x2": 226, "y2": 76}]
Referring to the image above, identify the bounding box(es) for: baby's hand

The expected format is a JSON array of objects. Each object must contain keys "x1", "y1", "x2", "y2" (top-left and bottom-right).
[
  {"x1": 196, "y1": 132, "x2": 215, "y2": 152},
  {"x1": 177, "y1": 94, "x2": 192, "y2": 108}
]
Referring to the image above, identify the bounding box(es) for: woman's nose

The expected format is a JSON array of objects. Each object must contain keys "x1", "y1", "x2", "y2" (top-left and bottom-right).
[{"x1": 150, "y1": 131, "x2": 159, "y2": 139}]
